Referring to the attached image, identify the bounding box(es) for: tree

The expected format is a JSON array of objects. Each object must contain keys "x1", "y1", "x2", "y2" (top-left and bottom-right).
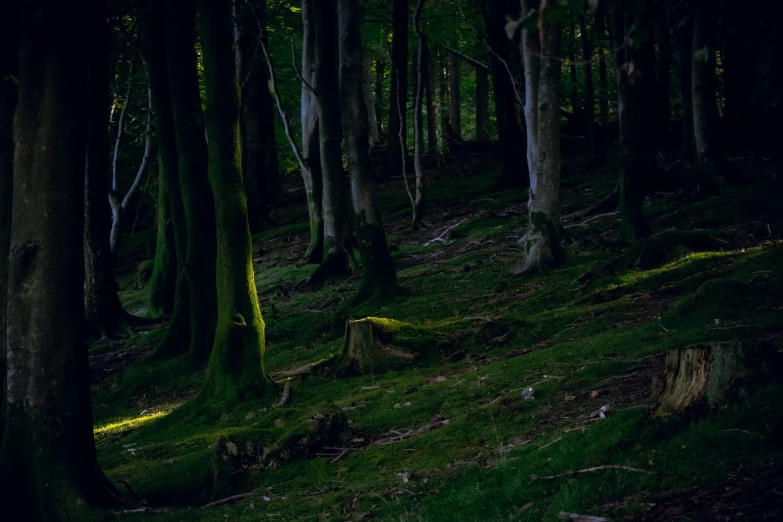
[
  {"x1": 448, "y1": 53, "x2": 462, "y2": 137},
  {"x1": 197, "y1": 0, "x2": 273, "y2": 400},
  {"x1": 300, "y1": 0, "x2": 325, "y2": 263},
  {"x1": 84, "y1": 35, "x2": 138, "y2": 338},
  {"x1": 578, "y1": 11, "x2": 598, "y2": 160},
  {"x1": 338, "y1": 0, "x2": 397, "y2": 301},
  {"x1": 386, "y1": 0, "x2": 409, "y2": 178},
  {"x1": 237, "y1": 0, "x2": 278, "y2": 234},
  {"x1": 0, "y1": 1, "x2": 119, "y2": 516},
  {"x1": 674, "y1": 15, "x2": 695, "y2": 169},
  {"x1": 411, "y1": 0, "x2": 427, "y2": 230},
  {"x1": 0, "y1": 1, "x2": 19, "y2": 444},
  {"x1": 308, "y1": 0, "x2": 356, "y2": 282},
  {"x1": 610, "y1": 0, "x2": 651, "y2": 240},
  {"x1": 517, "y1": 0, "x2": 564, "y2": 272},
  {"x1": 153, "y1": 0, "x2": 218, "y2": 362}
]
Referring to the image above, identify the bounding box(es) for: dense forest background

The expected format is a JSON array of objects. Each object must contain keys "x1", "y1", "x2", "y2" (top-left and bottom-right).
[{"x1": 1, "y1": 0, "x2": 782, "y2": 520}]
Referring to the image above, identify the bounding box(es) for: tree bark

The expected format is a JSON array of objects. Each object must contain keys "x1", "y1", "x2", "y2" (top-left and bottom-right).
[
  {"x1": 475, "y1": 66, "x2": 490, "y2": 140},
  {"x1": 517, "y1": 4, "x2": 564, "y2": 272},
  {"x1": 691, "y1": 1, "x2": 718, "y2": 171},
  {"x1": 0, "y1": 1, "x2": 20, "y2": 445},
  {"x1": 578, "y1": 12, "x2": 597, "y2": 160},
  {"x1": 438, "y1": 53, "x2": 449, "y2": 150},
  {"x1": 675, "y1": 18, "x2": 695, "y2": 169},
  {"x1": 308, "y1": 0, "x2": 355, "y2": 281},
  {"x1": 363, "y1": 55, "x2": 380, "y2": 148},
  {"x1": 386, "y1": 0, "x2": 409, "y2": 178},
  {"x1": 0, "y1": 1, "x2": 119, "y2": 516},
  {"x1": 425, "y1": 46, "x2": 439, "y2": 152},
  {"x1": 610, "y1": 2, "x2": 651, "y2": 241},
  {"x1": 301, "y1": 0, "x2": 325, "y2": 264},
  {"x1": 411, "y1": 0, "x2": 427, "y2": 230},
  {"x1": 520, "y1": 0, "x2": 540, "y2": 181},
  {"x1": 84, "y1": 35, "x2": 135, "y2": 338},
  {"x1": 448, "y1": 52, "x2": 461, "y2": 137},
  {"x1": 595, "y1": 5, "x2": 609, "y2": 130},
  {"x1": 237, "y1": 0, "x2": 277, "y2": 234},
  {"x1": 374, "y1": 59, "x2": 385, "y2": 138},
  {"x1": 197, "y1": 0, "x2": 273, "y2": 400},
  {"x1": 338, "y1": 0, "x2": 396, "y2": 301},
  {"x1": 154, "y1": 0, "x2": 218, "y2": 362}
]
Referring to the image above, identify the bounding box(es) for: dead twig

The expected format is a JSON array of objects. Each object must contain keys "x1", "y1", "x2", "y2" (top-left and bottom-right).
[
  {"x1": 531, "y1": 465, "x2": 656, "y2": 481},
  {"x1": 261, "y1": 381, "x2": 291, "y2": 412},
  {"x1": 424, "y1": 219, "x2": 466, "y2": 246},
  {"x1": 537, "y1": 436, "x2": 563, "y2": 450},
  {"x1": 199, "y1": 492, "x2": 255, "y2": 509}
]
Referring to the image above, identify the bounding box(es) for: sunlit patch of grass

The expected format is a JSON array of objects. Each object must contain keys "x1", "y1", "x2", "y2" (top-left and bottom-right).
[{"x1": 94, "y1": 407, "x2": 175, "y2": 444}]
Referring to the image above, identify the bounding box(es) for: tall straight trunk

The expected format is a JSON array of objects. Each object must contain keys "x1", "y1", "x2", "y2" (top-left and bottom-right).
[
  {"x1": 610, "y1": 3, "x2": 651, "y2": 241},
  {"x1": 310, "y1": 0, "x2": 354, "y2": 278},
  {"x1": 84, "y1": 28, "x2": 134, "y2": 338},
  {"x1": 197, "y1": 0, "x2": 272, "y2": 401},
  {"x1": 484, "y1": 0, "x2": 527, "y2": 189},
  {"x1": 439, "y1": 54, "x2": 449, "y2": 148},
  {"x1": 595, "y1": 5, "x2": 609, "y2": 127},
  {"x1": 363, "y1": 55, "x2": 381, "y2": 148},
  {"x1": 338, "y1": 0, "x2": 396, "y2": 301},
  {"x1": 0, "y1": 0, "x2": 118, "y2": 516},
  {"x1": 567, "y1": 27, "x2": 580, "y2": 116},
  {"x1": 142, "y1": 1, "x2": 187, "y2": 323},
  {"x1": 411, "y1": 0, "x2": 426, "y2": 229},
  {"x1": 425, "y1": 45, "x2": 438, "y2": 152},
  {"x1": 448, "y1": 52, "x2": 461, "y2": 137},
  {"x1": 475, "y1": 66, "x2": 490, "y2": 140},
  {"x1": 675, "y1": 19, "x2": 695, "y2": 169},
  {"x1": 386, "y1": 0, "x2": 409, "y2": 177},
  {"x1": 657, "y1": 14, "x2": 671, "y2": 139},
  {"x1": 578, "y1": 12, "x2": 597, "y2": 160},
  {"x1": 238, "y1": 0, "x2": 277, "y2": 234},
  {"x1": 374, "y1": 59, "x2": 385, "y2": 137},
  {"x1": 521, "y1": 0, "x2": 540, "y2": 181},
  {"x1": 154, "y1": 0, "x2": 218, "y2": 362},
  {"x1": 518, "y1": 4, "x2": 564, "y2": 272},
  {"x1": 301, "y1": 0, "x2": 324, "y2": 264},
  {"x1": 0, "y1": 1, "x2": 20, "y2": 444},
  {"x1": 691, "y1": 0, "x2": 718, "y2": 171}
]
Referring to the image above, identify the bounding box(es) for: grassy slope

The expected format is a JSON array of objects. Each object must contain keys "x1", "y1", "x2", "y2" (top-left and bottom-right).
[{"x1": 92, "y1": 155, "x2": 783, "y2": 521}]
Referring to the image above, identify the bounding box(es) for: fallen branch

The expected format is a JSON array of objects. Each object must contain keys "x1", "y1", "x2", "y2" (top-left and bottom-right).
[
  {"x1": 563, "y1": 210, "x2": 618, "y2": 229},
  {"x1": 261, "y1": 381, "x2": 291, "y2": 412},
  {"x1": 531, "y1": 465, "x2": 656, "y2": 481},
  {"x1": 199, "y1": 492, "x2": 255, "y2": 509},
  {"x1": 537, "y1": 436, "x2": 562, "y2": 450},
  {"x1": 424, "y1": 219, "x2": 466, "y2": 246},
  {"x1": 371, "y1": 417, "x2": 449, "y2": 446}
]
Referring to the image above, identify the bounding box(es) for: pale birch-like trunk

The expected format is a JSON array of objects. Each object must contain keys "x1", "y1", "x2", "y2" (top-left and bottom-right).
[
  {"x1": 521, "y1": 0, "x2": 540, "y2": 186},
  {"x1": 338, "y1": 0, "x2": 395, "y2": 300}
]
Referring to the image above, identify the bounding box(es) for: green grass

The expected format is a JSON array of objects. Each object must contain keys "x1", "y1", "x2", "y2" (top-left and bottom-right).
[{"x1": 91, "y1": 158, "x2": 783, "y2": 521}]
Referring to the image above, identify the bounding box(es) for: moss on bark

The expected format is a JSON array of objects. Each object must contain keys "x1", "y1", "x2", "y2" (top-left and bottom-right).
[{"x1": 198, "y1": 0, "x2": 273, "y2": 402}]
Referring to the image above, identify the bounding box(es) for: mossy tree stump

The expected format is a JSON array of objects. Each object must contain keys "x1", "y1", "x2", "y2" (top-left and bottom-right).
[
  {"x1": 652, "y1": 342, "x2": 768, "y2": 417},
  {"x1": 331, "y1": 317, "x2": 434, "y2": 377}
]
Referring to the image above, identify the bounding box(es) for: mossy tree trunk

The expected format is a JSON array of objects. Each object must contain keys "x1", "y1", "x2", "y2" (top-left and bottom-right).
[
  {"x1": 0, "y1": 1, "x2": 119, "y2": 516},
  {"x1": 484, "y1": 0, "x2": 528, "y2": 190},
  {"x1": 518, "y1": 7, "x2": 564, "y2": 272},
  {"x1": 338, "y1": 0, "x2": 396, "y2": 302},
  {"x1": 610, "y1": 1, "x2": 651, "y2": 241},
  {"x1": 153, "y1": 0, "x2": 218, "y2": 363},
  {"x1": 309, "y1": 0, "x2": 355, "y2": 281},
  {"x1": 197, "y1": 0, "x2": 273, "y2": 401},
  {"x1": 0, "y1": 1, "x2": 20, "y2": 444},
  {"x1": 411, "y1": 0, "x2": 427, "y2": 230},
  {"x1": 331, "y1": 319, "x2": 424, "y2": 378},
  {"x1": 237, "y1": 0, "x2": 278, "y2": 234},
  {"x1": 300, "y1": 0, "x2": 324, "y2": 264},
  {"x1": 386, "y1": 0, "x2": 408, "y2": 179},
  {"x1": 84, "y1": 15, "x2": 136, "y2": 338}
]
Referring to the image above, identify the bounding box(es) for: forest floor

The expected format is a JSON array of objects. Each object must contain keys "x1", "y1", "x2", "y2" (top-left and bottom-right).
[{"x1": 92, "y1": 145, "x2": 783, "y2": 521}]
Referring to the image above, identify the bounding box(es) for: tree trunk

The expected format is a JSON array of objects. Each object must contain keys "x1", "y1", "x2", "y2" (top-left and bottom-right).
[
  {"x1": 411, "y1": 0, "x2": 426, "y2": 229},
  {"x1": 374, "y1": 59, "x2": 385, "y2": 138},
  {"x1": 237, "y1": 0, "x2": 277, "y2": 234},
  {"x1": 425, "y1": 45, "x2": 438, "y2": 152},
  {"x1": 517, "y1": 7, "x2": 564, "y2": 272},
  {"x1": 363, "y1": 55, "x2": 380, "y2": 148},
  {"x1": 521, "y1": 0, "x2": 540, "y2": 181},
  {"x1": 610, "y1": 2, "x2": 651, "y2": 241},
  {"x1": 154, "y1": 0, "x2": 218, "y2": 362},
  {"x1": 438, "y1": 53, "x2": 449, "y2": 149},
  {"x1": 485, "y1": 0, "x2": 528, "y2": 190},
  {"x1": 386, "y1": 0, "x2": 409, "y2": 178},
  {"x1": 331, "y1": 319, "x2": 425, "y2": 378},
  {"x1": 338, "y1": 0, "x2": 396, "y2": 301},
  {"x1": 691, "y1": 1, "x2": 718, "y2": 172},
  {"x1": 197, "y1": 0, "x2": 273, "y2": 400},
  {"x1": 448, "y1": 52, "x2": 461, "y2": 137},
  {"x1": 84, "y1": 0, "x2": 137, "y2": 339},
  {"x1": 675, "y1": 18, "x2": 695, "y2": 169},
  {"x1": 578, "y1": 13, "x2": 597, "y2": 160},
  {"x1": 301, "y1": 0, "x2": 325, "y2": 264},
  {"x1": 595, "y1": 5, "x2": 609, "y2": 131},
  {"x1": 656, "y1": 14, "x2": 671, "y2": 141},
  {"x1": 475, "y1": 66, "x2": 490, "y2": 140},
  {"x1": 0, "y1": 1, "x2": 118, "y2": 516},
  {"x1": 0, "y1": 1, "x2": 20, "y2": 445},
  {"x1": 567, "y1": 27, "x2": 580, "y2": 117}
]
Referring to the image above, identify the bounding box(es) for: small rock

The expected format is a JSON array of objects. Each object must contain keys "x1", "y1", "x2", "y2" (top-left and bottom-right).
[
  {"x1": 522, "y1": 387, "x2": 534, "y2": 400},
  {"x1": 590, "y1": 390, "x2": 599, "y2": 399},
  {"x1": 245, "y1": 412, "x2": 256, "y2": 420},
  {"x1": 521, "y1": 502, "x2": 533, "y2": 511},
  {"x1": 393, "y1": 403, "x2": 401, "y2": 409},
  {"x1": 403, "y1": 402, "x2": 411, "y2": 407},
  {"x1": 564, "y1": 395, "x2": 576, "y2": 401},
  {"x1": 435, "y1": 375, "x2": 447, "y2": 383}
]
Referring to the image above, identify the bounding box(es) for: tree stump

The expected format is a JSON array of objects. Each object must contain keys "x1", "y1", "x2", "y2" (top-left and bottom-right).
[
  {"x1": 651, "y1": 342, "x2": 762, "y2": 417},
  {"x1": 330, "y1": 317, "x2": 434, "y2": 378}
]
